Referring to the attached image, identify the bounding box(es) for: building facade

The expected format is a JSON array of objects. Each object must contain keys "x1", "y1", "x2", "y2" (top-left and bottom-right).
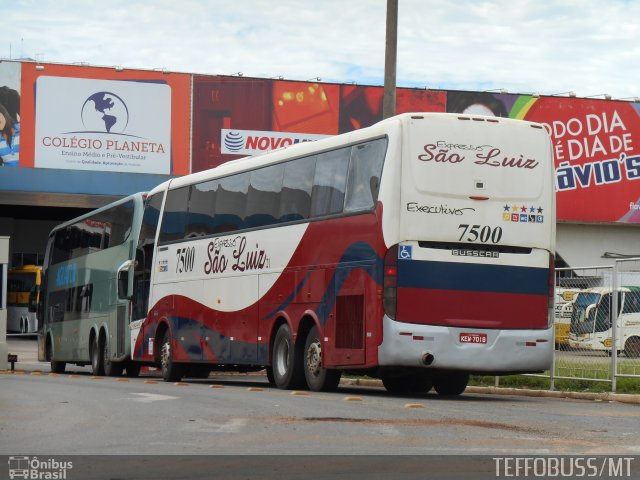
[{"x1": 1, "y1": 60, "x2": 639, "y2": 267}]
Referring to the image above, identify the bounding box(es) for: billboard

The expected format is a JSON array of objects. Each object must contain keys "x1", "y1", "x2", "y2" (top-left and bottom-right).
[
  {"x1": 445, "y1": 91, "x2": 640, "y2": 224},
  {"x1": 192, "y1": 76, "x2": 446, "y2": 173},
  {"x1": 34, "y1": 76, "x2": 171, "y2": 174},
  {"x1": 0, "y1": 61, "x2": 21, "y2": 167},
  {"x1": 20, "y1": 62, "x2": 191, "y2": 176},
  {"x1": 517, "y1": 97, "x2": 640, "y2": 224}
]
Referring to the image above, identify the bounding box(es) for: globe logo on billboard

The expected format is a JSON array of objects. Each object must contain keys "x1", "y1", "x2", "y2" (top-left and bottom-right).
[
  {"x1": 224, "y1": 131, "x2": 244, "y2": 152},
  {"x1": 81, "y1": 91, "x2": 130, "y2": 134}
]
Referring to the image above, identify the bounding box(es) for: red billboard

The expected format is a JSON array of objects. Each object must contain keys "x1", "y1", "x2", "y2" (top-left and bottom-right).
[
  {"x1": 20, "y1": 63, "x2": 191, "y2": 175},
  {"x1": 519, "y1": 98, "x2": 640, "y2": 224},
  {"x1": 445, "y1": 91, "x2": 640, "y2": 224},
  {"x1": 192, "y1": 76, "x2": 446, "y2": 173}
]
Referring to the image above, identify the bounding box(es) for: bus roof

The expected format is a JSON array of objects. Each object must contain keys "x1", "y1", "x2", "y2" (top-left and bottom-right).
[
  {"x1": 148, "y1": 112, "x2": 547, "y2": 196},
  {"x1": 47, "y1": 191, "x2": 147, "y2": 236}
]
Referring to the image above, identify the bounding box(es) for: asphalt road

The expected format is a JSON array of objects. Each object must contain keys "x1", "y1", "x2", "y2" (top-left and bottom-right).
[{"x1": 2, "y1": 338, "x2": 640, "y2": 458}]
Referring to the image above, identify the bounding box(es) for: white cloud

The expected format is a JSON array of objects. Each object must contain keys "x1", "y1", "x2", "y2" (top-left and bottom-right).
[{"x1": 3, "y1": 0, "x2": 640, "y2": 98}]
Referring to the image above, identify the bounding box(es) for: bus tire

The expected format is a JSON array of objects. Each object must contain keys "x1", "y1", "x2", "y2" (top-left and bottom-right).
[
  {"x1": 271, "y1": 323, "x2": 305, "y2": 390},
  {"x1": 47, "y1": 338, "x2": 66, "y2": 374},
  {"x1": 91, "y1": 336, "x2": 105, "y2": 376},
  {"x1": 381, "y1": 371, "x2": 433, "y2": 394},
  {"x1": 433, "y1": 372, "x2": 469, "y2": 396},
  {"x1": 125, "y1": 362, "x2": 141, "y2": 378},
  {"x1": 265, "y1": 366, "x2": 276, "y2": 386},
  {"x1": 160, "y1": 330, "x2": 185, "y2": 382},
  {"x1": 103, "y1": 341, "x2": 123, "y2": 377},
  {"x1": 624, "y1": 336, "x2": 640, "y2": 358},
  {"x1": 303, "y1": 325, "x2": 341, "y2": 392}
]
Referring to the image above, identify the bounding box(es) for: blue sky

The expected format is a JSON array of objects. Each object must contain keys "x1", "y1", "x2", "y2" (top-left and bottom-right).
[{"x1": 3, "y1": 0, "x2": 640, "y2": 99}]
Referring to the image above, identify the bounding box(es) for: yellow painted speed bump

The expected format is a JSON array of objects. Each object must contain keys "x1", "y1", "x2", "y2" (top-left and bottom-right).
[
  {"x1": 174, "y1": 382, "x2": 189, "y2": 386},
  {"x1": 68, "y1": 375, "x2": 80, "y2": 378},
  {"x1": 13, "y1": 370, "x2": 25, "y2": 375},
  {"x1": 144, "y1": 380, "x2": 158, "y2": 384},
  {"x1": 209, "y1": 384, "x2": 224, "y2": 389},
  {"x1": 290, "y1": 391, "x2": 309, "y2": 396},
  {"x1": 247, "y1": 387, "x2": 263, "y2": 392},
  {"x1": 48, "y1": 373, "x2": 61, "y2": 377},
  {"x1": 404, "y1": 403, "x2": 425, "y2": 409},
  {"x1": 91, "y1": 376, "x2": 104, "y2": 380},
  {"x1": 344, "y1": 396, "x2": 363, "y2": 402},
  {"x1": 31, "y1": 371, "x2": 43, "y2": 376},
  {"x1": 116, "y1": 378, "x2": 129, "y2": 382}
]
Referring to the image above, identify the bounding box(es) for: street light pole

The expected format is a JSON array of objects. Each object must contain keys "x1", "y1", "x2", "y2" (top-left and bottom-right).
[{"x1": 382, "y1": 0, "x2": 398, "y2": 119}]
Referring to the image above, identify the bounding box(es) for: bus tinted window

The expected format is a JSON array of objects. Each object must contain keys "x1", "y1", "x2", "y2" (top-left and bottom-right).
[
  {"x1": 102, "y1": 201, "x2": 134, "y2": 247},
  {"x1": 186, "y1": 180, "x2": 217, "y2": 238},
  {"x1": 214, "y1": 173, "x2": 250, "y2": 233},
  {"x1": 280, "y1": 155, "x2": 315, "y2": 222},
  {"x1": 246, "y1": 163, "x2": 285, "y2": 228},
  {"x1": 344, "y1": 138, "x2": 386, "y2": 212},
  {"x1": 159, "y1": 186, "x2": 190, "y2": 243},
  {"x1": 310, "y1": 147, "x2": 350, "y2": 217},
  {"x1": 50, "y1": 200, "x2": 135, "y2": 264}
]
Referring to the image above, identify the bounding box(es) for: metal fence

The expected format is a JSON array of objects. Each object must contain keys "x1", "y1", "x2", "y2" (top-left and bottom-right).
[
  {"x1": 539, "y1": 258, "x2": 640, "y2": 392},
  {"x1": 489, "y1": 259, "x2": 640, "y2": 392}
]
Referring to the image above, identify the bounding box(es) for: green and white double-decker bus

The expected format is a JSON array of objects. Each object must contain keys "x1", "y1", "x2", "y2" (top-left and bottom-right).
[{"x1": 37, "y1": 192, "x2": 148, "y2": 375}]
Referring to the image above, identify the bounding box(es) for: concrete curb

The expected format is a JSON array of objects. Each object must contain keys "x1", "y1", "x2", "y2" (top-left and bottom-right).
[{"x1": 340, "y1": 378, "x2": 640, "y2": 405}]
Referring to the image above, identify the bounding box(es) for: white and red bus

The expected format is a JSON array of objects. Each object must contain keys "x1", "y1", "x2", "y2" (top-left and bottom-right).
[{"x1": 123, "y1": 112, "x2": 555, "y2": 395}]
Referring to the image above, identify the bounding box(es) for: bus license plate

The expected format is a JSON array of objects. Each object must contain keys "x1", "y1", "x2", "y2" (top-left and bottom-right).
[{"x1": 460, "y1": 333, "x2": 487, "y2": 344}]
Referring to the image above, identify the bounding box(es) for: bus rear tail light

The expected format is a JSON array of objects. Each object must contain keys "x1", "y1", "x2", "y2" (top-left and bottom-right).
[{"x1": 383, "y1": 245, "x2": 398, "y2": 320}]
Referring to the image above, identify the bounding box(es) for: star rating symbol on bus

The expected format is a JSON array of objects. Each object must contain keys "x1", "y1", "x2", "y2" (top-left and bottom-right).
[{"x1": 501, "y1": 204, "x2": 545, "y2": 224}]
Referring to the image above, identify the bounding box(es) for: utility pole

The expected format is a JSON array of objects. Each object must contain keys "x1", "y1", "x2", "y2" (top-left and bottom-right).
[{"x1": 382, "y1": 0, "x2": 398, "y2": 119}]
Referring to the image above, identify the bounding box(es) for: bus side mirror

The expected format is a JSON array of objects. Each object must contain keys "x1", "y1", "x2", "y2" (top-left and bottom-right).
[{"x1": 117, "y1": 260, "x2": 134, "y2": 300}]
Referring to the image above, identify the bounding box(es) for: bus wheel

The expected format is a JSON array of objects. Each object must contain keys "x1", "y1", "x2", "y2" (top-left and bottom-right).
[
  {"x1": 265, "y1": 366, "x2": 276, "y2": 386},
  {"x1": 160, "y1": 330, "x2": 185, "y2": 382},
  {"x1": 624, "y1": 337, "x2": 640, "y2": 358},
  {"x1": 304, "y1": 326, "x2": 341, "y2": 392},
  {"x1": 91, "y1": 336, "x2": 105, "y2": 376},
  {"x1": 103, "y1": 343, "x2": 123, "y2": 377},
  {"x1": 47, "y1": 338, "x2": 66, "y2": 374},
  {"x1": 382, "y1": 371, "x2": 433, "y2": 394},
  {"x1": 271, "y1": 323, "x2": 304, "y2": 390},
  {"x1": 125, "y1": 362, "x2": 141, "y2": 378},
  {"x1": 433, "y1": 372, "x2": 469, "y2": 396}
]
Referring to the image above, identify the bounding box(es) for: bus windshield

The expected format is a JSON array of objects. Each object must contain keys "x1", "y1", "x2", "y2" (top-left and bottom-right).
[
  {"x1": 570, "y1": 292, "x2": 601, "y2": 334},
  {"x1": 7, "y1": 265, "x2": 42, "y2": 333}
]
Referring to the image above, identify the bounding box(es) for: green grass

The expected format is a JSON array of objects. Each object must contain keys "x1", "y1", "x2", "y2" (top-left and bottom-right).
[{"x1": 470, "y1": 374, "x2": 640, "y2": 394}]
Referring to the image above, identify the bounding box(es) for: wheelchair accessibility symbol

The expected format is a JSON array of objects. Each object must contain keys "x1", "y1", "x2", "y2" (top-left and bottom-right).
[{"x1": 399, "y1": 245, "x2": 412, "y2": 260}]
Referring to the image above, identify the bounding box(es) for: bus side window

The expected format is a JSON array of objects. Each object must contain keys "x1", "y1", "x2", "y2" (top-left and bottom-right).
[
  {"x1": 625, "y1": 291, "x2": 640, "y2": 314},
  {"x1": 310, "y1": 147, "x2": 350, "y2": 217},
  {"x1": 214, "y1": 173, "x2": 250, "y2": 233},
  {"x1": 186, "y1": 180, "x2": 217, "y2": 238},
  {"x1": 279, "y1": 155, "x2": 315, "y2": 222},
  {"x1": 245, "y1": 163, "x2": 284, "y2": 228},
  {"x1": 344, "y1": 138, "x2": 387, "y2": 213},
  {"x1": 159, "y1": 186, "x2": 190, "y2": 243}
]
